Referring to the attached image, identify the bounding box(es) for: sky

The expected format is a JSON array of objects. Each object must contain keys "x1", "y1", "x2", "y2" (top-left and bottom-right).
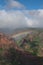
[{"x1": 0, "y1": 0, "x2": 43, "y2": 28}]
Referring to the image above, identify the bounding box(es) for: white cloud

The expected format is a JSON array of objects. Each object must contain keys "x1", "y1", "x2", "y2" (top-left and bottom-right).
[
  {"x1": 26, "y1": 9, "x2": 43, "y2": 18},
  {"x1": 5, "y1": 0, "x2": 25, "y2": 10},
  {"x1": 25, "y1": 17, "x2": 39, "y2": 27},
  {"x1": 1, "y1": 0, "x2": 43, "y2": 29},
  {"x1": 23, "y1": 9, "x2": 43, "y2": 27},
  {"x1": 0, "y1": 9, "x2": 43, "y2": 28},
  {"x1": 0, "y1": 10, "x2": 27, "y2": 28},
  {"x1": 25, "y1": 17, "x2": 33, "y2": 26}
]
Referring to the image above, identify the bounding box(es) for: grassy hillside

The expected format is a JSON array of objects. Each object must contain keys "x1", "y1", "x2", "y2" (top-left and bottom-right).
[
  {"x1": 0, "y1": 30, "x2": 43, "y2": 65},
  {"x1": 16, "y1": 30, "x2": 43, "y2": 56}
]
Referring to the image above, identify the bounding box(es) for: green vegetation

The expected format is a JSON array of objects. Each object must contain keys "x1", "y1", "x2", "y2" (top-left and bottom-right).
[
  {"x1": 0, "y1": 47, "x2": 21, "y2": 65},
  {"x1": 16, "y1": 30, "x2": 43, "y2": 56},
  {"x1": 0, "y1": 30, "x2": 43, "y2": 65}
]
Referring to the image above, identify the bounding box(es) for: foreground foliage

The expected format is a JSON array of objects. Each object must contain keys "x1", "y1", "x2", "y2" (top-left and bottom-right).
[{"x1": 0, "y1": 47, "x2": 43, "y2": 65}]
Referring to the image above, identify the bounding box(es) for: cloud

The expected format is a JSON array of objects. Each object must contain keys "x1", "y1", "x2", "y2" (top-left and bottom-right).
[
  {"x1": 5, "y1": 0, "x2": 25, "y2": 10},
  {"x1": 0, "y1": 9, "x2": 43, "y2": 29},
  {"x1": 0, "y1": 0, "x2": 43, "y2": 28},
  {"x1": 26, "y1": 9, "x2": 43, "y2": 18},
  {"x1": 23, "y1": 9, "x2": 43, "y2": 28},
  {"x1": 25, "y1": 17, "x2": 39, "y2": 27},
  {"x1": 0, "y1": 10, "x2": 27, "y2": 28}
]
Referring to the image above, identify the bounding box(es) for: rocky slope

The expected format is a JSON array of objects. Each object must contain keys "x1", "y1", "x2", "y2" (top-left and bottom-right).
[{"x1": 0, "y1": 33, "x2": 18, "y2": 49}]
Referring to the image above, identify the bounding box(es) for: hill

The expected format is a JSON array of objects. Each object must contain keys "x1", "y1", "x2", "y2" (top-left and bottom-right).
[
  {"x1": 0, "y1": 33, "x2": 43, "y2": 65},
  {"x1": 15, "y1": 30, "x2": 43, "y2": 56}
]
